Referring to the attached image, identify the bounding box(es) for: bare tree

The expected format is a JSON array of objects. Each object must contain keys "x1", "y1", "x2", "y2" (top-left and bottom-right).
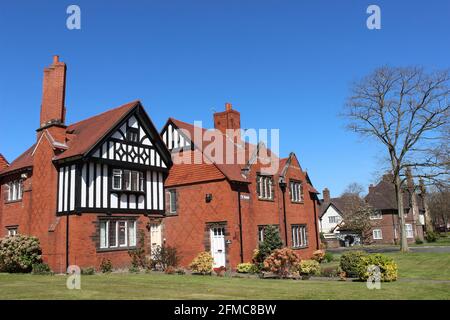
[
  {"x1": 343, "y1": 66, "x2": 449, "y2": 252},
  {"x1": 341, "y1": 182, "x2": 365, "y2": 197},
  {"x1": 427, "y1": 186, "x2": 450, "y2": 232}
]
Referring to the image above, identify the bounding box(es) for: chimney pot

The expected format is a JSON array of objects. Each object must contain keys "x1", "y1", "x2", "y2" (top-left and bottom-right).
[
  {"x1": 225, "y1": 102, "x2": 232, "y2": 111},
  {"x1": 53, "y1": 55, "x2": 59, "y2": 64},
  {"x1": 323, "y1": 188, "x2": 330, "y2": 203}
]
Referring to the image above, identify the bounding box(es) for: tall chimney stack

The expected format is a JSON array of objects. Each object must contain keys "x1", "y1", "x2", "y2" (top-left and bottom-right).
[
  {"x1": 323, "y1": 188, "x2": 330, "y2": 203},
  {"x1": 213, "y1": 102, "x2": 241, "y2": 141},
  {"x1": 39, "y1": 55, "x2": 67, "y2": 129}
]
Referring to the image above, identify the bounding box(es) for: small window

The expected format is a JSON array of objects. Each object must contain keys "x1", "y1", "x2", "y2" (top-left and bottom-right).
[
  {"x1": 370, "y1": 211, "x2": 382, "y2": 220},
  {"x1": 292, "y1": 225, "x2": 308, "y2": 248},
  {"x1": 118, "y1": 221, "x2": 127, "y2": 247},
  {"x1": 6, "y1": 180, "x2": 23, "y2": 202},
  {"x1": 256, "y1": 175, "x2": 274, "y2": 200},
  {"x1": 258, "y1": 226, "x2": 266, "y2": 242},
  {"x1": 127, "y1": 128, "x2": 139, "y2": 143},
  {"x1": 290, "y1": 180, "x2": 303, "y2": 202},
  {"x1": 169, "y1": 190, "x2": 177, "y2": 214},
  {"x1": 112, "y1": 169, "x2": 122, "y2": 190},
  {"x1": 329, "y1": 216, "x2": 340, "y2": 224},
  {"x1": 373, "y1": 229, "x2": 383, "y2": 240},
  {"x1": 405, "y1": 224, "x2": 414, "y2": 239},
  {"x1": 7, "y1": 227, "x2": 18, "y2": 237}
]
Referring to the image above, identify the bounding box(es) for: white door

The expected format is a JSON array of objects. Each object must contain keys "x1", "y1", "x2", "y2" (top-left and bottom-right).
[
  {"x1": 210, "y1": 227, "x2": 226, "y2": 268},
  {"x1": 150, "y1": 223, "x2": 162, "y2": 256}
]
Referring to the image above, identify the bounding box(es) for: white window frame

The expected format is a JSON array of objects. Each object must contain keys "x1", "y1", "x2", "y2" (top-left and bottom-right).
[
  {"x1": 258, "y1": 226, "x2": 266, "y2": 243},
  {"x1": 373, "y1": 229, "x2": 383, "y2": 240},
  {"x1": 169, "y1": 190, "x2": 177, "y2": 214},
  {"x1": 6, "y1": 180, "x2": 23, "y2": 202},
  {"x1": 329, "y1": 216, "x2": 339, "y2": 224},
  {"x1": 257, "y1": 175, "x2": 274, "y2": 200},
  {"x1": 7, "y1": 227, "x2": 18, "y2": 236},
  {"x1": 112, "y1": 169, "x2": 122, "y2": 190},
  {"x1": 292, "y1": 225, "x2": 308, "y2": 248},
  {"x1": 290, "y1": 180, "x2": 303, "y2": 202},
  {"x1": 405, "y1": 224, "x2": 414, "y2": 239},
  {"x1": 99, "y1": 220, "x2": 137, "y2": 249}
]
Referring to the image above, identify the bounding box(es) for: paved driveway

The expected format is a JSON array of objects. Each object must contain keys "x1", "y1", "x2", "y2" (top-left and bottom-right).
[{"x1": 328, "y1": 245, "x2": 450, "y2": 254}]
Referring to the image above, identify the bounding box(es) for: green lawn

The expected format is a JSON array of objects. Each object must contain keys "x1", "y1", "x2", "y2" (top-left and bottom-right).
[{"x1": 0, "y1": 252, "x2": 449, "y2": 300}]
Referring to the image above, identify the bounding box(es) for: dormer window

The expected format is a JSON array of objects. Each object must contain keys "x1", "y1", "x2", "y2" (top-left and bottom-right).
[{"x1": 127, "y1": 128, "x2": 139, "y2": 143}]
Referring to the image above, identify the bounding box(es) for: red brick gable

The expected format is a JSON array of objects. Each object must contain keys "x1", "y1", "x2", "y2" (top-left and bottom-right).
[{"x1": 0, "y1": 154, "x2": 9, "y2": 171}]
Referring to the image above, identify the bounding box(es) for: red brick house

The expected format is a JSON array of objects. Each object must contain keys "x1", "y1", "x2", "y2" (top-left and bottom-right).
[
  {"x1": 0, "y1": 56, "x2": 172, "y2": 273},
  {"x1": 159, "y1": 104, "x2": 321, "y2": 268}
]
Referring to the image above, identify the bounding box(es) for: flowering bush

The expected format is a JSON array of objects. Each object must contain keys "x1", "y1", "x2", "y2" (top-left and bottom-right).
[
  {"x1": 263, "y1": 248, "x2": 300, "y2": 278},
  {"x1": 356, "y1": 254, "x2": 398, "y2": 282},
  {"x1": 0, "y1": 234, "x2": 42, "y2": 273},
  {"x1": 189, "y1": 252, "x2": 214, "y2": 275},
  {"x1": 312, "y1": 250, "x2": 326, "y2": 263},
  {"x1": 298, "y1": 260, "x2": 320, "y2": 278}
]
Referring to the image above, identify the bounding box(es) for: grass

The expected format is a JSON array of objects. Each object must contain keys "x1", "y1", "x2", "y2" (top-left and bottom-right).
[
  {"x1": 0, "y1": 252, "x2": 449, "y2": 300},
  {"x1": 412, "y1": 232, "x2": 450, "y2": 247}
]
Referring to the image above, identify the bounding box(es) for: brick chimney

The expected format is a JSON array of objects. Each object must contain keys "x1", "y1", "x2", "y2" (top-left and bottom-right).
[
  {"x1": 323, "y1": 188, "x2": 330, "y2": 203},
  {"x1": 213, "y1": 103, "x2": 241, "y2": 141},
  {"x1": 39, "y1": 55, "x2": 67, "y2": 130}
]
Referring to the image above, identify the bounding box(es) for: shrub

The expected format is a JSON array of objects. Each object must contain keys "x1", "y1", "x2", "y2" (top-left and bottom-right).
[
  {"x1": 0, "y1": 234, "x2": 42, "y2": 273},
  {"x1": 100, "y1": 258, "x2": 113, "y2": 273},
  {"x1": 253, "y1": 226, "x2": 283, "y2": 268},
  {"x1": 263, "y1": 248, "x2": 300, "y2": 278},
  {"x1": 176, "y1": 268, "x2": 186, "y2": 275},
  {"x1": 128, "y1": 231, "x2": 147, "y2": 269},
  {"x1": 129, "y1": 265, "x2": 140, "y2": 273},
  {"x1": 151, "y1": 244, "x2": 181, "y2": 271},
  {"x1": 164, "y1": 266, "x2": 176, "y2": 274},
  {"x1": 81, "y1": 267, "x2": 95, "y2": 275},
  {"x1": 32, "y1": 263, "x2": 53, "y2": 275},
  {"x1": 339, "y1": 250, "x2": 367, "y2": 278},
  {"x1": 356, "y1": 254, "x2": 398, "y2": 282},
  {"x1": 323, "y1": 251, "x2": 334, "y2": 263},
  {"x1": 189, "y1": 252, "x2": 214, "y2": 275},
  {"x1": 237, "y1": 262, "x2": 255, "y2": 273},
  {"x1": 298, "y1": 260, "x2": 320, "y2": 278},
  {"x1": 312, "y1": 250, "x2": 325, "y2": 263},
  {"x1": 321, "y1": 266, "x2": 339, "y2": 278},
  {"x1": 415, "y1": 237, "x2": 424, "y2": 245},
  {"x1": 213, "y1": 266, "x2": 226, "y2": 276},
  {"x1": 425, "y1": 231, "x2": 438, "y2": 243}
]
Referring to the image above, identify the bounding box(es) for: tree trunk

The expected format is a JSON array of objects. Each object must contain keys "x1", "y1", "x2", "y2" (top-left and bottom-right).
[{"x1": 395, "y1": 175, "x2": 409, "y2": 252}]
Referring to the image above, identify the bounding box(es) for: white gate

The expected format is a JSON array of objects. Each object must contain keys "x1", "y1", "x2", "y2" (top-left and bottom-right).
[
  {"x1": 210, "y1": 227, "x2": 226, "y2": 268},
  {"x1": 150, "y1": 223, "x2": 162, "y2": 257}
]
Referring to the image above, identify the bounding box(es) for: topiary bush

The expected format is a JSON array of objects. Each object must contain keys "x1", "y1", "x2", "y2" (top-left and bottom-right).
[
  {"x1": 32, "y1": 263, "x2": 53, "y2": 275},
  {"x1": 298, "y1": 259, "x2": 320, "y2": 279},
  {"x1": 189, "y1": 252, "x2": 214, "y2": 275},
  {"x1": 0, "y1": 234, "x2": 42, "y2": 273},
  {"x1": 339, "y1": 250, "x2": 367, "y2": 278},
  {"x1": 263, "y1": 248, "x2": 300, "y2": 278},
  {"x1": 356, "y1": 254, "x2": 398, "y2": 282}
]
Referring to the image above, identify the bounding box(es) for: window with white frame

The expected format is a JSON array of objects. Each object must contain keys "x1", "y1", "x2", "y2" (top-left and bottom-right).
[
  {"x1": 256, "y1": 175, "x2": 274, "y2": 200},
  {"x1": 6, "y1": 180, "x2": 23, "y2": 202},
  {"x1": 291, "y1": 225, "x2": 308, "y2": 248},
  {"x1": 99, "y1": 220, "x2": 137, "y2": 249},
  {"x1": 369, "y1": 210, "x2": 382, "y2": 220},
  {"x1": 112, "y1": 169, "x2": 144, "y2": 192},
  {"x1": 405, "y1": 224, "x2": 414, "y2": 239},
  {"x1": 373, "y1": 229, "x2": 383, "y2": 240},
  {"x1": 7, "y1": 227, "x2": 18, "y2": 236},
  {"x1": 329, "y1": 216, "x2": 341, "y2": 224},
  {"x1": 127, "y1": 128, "x2": 139, "y2": 143},
  {"x1": 289, "y1": 180, "x2": 303, "y2": 202},
  {"x1": 169, "y1": 189, "x2": 177, "y2": 214}
]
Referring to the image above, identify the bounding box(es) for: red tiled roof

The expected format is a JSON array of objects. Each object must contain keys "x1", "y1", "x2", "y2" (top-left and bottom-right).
[
  {"x1": 0, "y1": 145, "x2": 34, "y2": 176},
  {"x1": 0, "y1": 100, "x2": 139, "y2": 176}
]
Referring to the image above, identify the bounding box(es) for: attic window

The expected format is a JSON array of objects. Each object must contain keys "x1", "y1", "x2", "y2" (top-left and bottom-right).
[
  {"x1": 127, "y1": 128, "x2": 139, "y2": 143},
  {"x1": 290, "y1": 180, "x2": 303, "y2": 203}
]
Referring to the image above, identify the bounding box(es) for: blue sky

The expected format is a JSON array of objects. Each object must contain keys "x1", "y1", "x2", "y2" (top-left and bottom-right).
[{"x1": 0, "y1": 0, "x2": 449, "y2": 196}]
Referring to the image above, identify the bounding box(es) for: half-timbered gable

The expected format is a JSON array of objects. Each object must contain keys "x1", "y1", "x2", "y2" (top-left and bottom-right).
[
  {"x1": 161, "y1": 119, "x2": 194, "y2": 152},
  {"x1": 55, "y1": 102, "x2": 172, "y2": 215}
]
